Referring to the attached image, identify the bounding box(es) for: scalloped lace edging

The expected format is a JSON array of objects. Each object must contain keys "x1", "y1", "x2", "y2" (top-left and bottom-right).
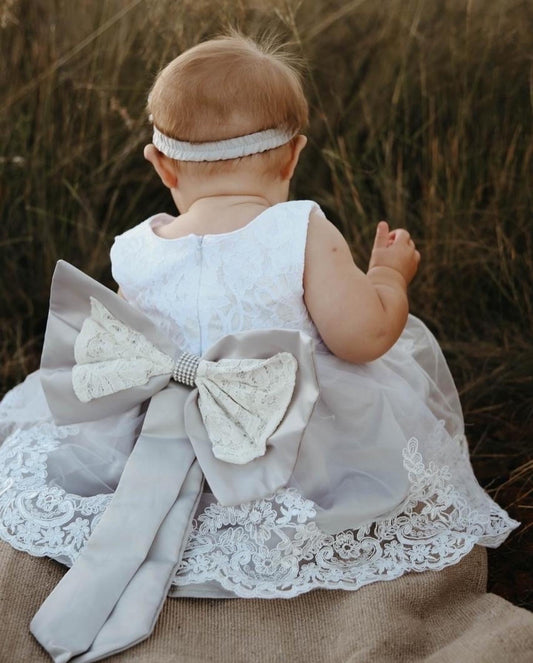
[
  {"x1": 0, "y1": 424, "x2": 110, "y2": 562},
  {"x1": 0, "y1": 421, "x2": 519, "y2": 597},
  {"x1": 170, "y1": 427, "x2": 518, "y2": 598}
]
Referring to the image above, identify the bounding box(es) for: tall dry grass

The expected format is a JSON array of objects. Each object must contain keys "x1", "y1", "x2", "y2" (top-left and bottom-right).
[{"x1": 1, "y1": 0, "x2": 532, "y2": 606}]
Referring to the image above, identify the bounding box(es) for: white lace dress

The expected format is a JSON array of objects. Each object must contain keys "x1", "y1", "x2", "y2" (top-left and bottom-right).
[{"x1": 0, "y1": 200, "x2": 518, "y2": 599}]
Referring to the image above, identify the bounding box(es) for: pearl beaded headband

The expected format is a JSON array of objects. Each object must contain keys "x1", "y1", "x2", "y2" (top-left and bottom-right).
[{"x1": 152, "y1": 125, "x2": 296, "y2": 162}]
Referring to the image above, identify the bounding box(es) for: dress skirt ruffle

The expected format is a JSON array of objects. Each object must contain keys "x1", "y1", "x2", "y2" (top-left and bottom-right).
[{"x1": 0, "y1": 315, "x2": 518, "y2": 598}]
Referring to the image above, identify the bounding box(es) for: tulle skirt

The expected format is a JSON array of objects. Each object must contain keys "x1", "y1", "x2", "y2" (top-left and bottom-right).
[{"x1": 0, "y1": 316, "x2": 518, "y2": 599}]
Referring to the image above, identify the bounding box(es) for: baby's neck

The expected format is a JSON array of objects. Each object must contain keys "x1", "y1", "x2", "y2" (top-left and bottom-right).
[
  {"x1": 152, "y1": 164, "x2": 292, "y2": 239},
  {"x1": 155, "y1": 193, "x2": 285, "y2": 240},
  {"x1": 171, "y1": 168, "x2": 290, "y2": 215},
  {"x1": 186, "y1": 194, "x2": 271, "y2": 215}
]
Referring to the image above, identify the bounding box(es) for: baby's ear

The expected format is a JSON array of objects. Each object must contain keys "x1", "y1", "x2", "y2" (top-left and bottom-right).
[
  {"x1": 144, "y1": 144, "x2": 178, "y2": 189},
  {"x1": 281, "y1": 135, "x2": 307, "y2": 181}
]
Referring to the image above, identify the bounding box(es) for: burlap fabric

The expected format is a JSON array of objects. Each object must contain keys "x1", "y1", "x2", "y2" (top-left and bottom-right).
[{"x1": 1, "y1": 541, "x2": 532, "y2": 662}]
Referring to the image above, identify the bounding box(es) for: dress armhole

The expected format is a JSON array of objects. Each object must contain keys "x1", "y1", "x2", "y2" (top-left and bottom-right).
[
  {"x1": 109, "y1": 218, "x2": 153, "y2": 295},
  {"x1": 274, "y1": 200, "x2": 323, "y2": 295},
  {"x1": 300, "y1": 201, "x2": 325, "y2": 289}
]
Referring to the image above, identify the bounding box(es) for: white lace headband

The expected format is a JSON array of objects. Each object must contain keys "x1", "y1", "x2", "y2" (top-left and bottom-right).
[{"x1": 152, "y1": 125, "x2": 296, "y2": 162}]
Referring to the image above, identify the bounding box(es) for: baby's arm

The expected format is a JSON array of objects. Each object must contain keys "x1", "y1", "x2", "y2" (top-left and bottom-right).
[{"x1": 303, "y1": 209, "x2": 420, "y2": 363}]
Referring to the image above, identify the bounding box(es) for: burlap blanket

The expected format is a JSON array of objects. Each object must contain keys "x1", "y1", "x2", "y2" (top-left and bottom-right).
[{"x1": 1, "y1": 542, "x2": 532, "y2": 662}]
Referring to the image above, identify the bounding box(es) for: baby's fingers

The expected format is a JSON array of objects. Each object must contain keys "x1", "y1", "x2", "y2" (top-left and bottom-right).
[
  {"x1": 392, "y1": 229, "x2": 411, "y2": 245},
  {"x1": 373, "y1": 221, "x2": 390, "y2": 250}
]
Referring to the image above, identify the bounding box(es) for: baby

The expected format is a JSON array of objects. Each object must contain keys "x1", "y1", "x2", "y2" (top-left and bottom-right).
[
  {"x1": 106, "y1": 30, "x2": 514, "y2": 603},
  {"x1": 139, "y1": 34, "x2": 420, "y2": 363},
  {"x1": 0, "y1": 32, "x2": 518, "y2": 663}
]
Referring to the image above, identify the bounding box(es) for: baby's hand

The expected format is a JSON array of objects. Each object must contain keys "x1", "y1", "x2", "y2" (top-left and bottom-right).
[{"x1": 368, "y1": 221, "x2": 420, "y2": 285}]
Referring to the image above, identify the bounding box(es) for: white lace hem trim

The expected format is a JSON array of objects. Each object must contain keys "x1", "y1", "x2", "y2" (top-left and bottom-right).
[
  {"x1": 0, "y1": 421, "x2": 519, "y2": 599},
  {"x1": 170, "y1": 426, "x2": 518, "y2": 598}
]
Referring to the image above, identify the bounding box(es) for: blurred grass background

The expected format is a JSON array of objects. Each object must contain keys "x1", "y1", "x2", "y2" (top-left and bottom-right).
[{"x1": 1, "y1": 0, "x2": 532, "y2": 608}]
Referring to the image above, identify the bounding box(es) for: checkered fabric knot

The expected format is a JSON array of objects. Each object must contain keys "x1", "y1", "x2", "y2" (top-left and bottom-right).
[{"x1": 172, "y1": 352, "x2": 200, "y2": 387}]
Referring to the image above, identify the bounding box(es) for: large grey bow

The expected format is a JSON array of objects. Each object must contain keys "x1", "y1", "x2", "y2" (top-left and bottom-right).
[
  {"x1": 31, "y1": 261, "x2": 319, "y2": 662},
  {"x1": 40, "y1": 261, "x2": 319, "y2": 506},
  {"x1": 73, "y1": 296, "x2": 299, "y2": 465}
]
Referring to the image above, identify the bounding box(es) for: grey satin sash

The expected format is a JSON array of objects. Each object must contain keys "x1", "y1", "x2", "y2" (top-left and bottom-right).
[
  {"x1": 41, "y1": 262, "x2": 319, "y2": 506},
  {"x1": 31, "y1": 261, "x2": 320, "y2": 662},
  {"x1": 31, "y1": 384, "x2": 203, "y2": 662}
]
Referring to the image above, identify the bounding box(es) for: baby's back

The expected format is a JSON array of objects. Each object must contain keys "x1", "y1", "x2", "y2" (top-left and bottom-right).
[{"x1": 111, "y1": 200, "x2": 320, "y2": 354}]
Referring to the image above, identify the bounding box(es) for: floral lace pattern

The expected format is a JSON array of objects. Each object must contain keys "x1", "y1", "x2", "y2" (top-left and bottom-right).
[
  {"x1": 0, "y1": 423, "x2": 110, "y2": 564},
  {"x1": 110, "y1": 201, "x2": 321, "y2": 356},
  {"x1": 171, "y1": 428, "x2": 517, "y2": 598},
  {"x1": 0, "y1": 408, "x2": 518, "y2": 597},
  {"x1": 72, "y1": 295, "x2": 300, "y2": 465},
  {"x1": 198, "y1": 353, "x2": 297, "y2": 464},
  {"x1": 72, "y1": 298, "x2": 174, "y2": 402}
]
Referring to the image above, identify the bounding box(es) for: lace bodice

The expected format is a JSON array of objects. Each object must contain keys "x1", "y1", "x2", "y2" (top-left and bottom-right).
[{"x1": 110, "y1": 200, "x2": 322, "y2": 355}]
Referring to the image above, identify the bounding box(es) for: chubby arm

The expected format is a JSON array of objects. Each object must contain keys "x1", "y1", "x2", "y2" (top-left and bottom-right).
[{"x1": 303, "y1": 209, "x2": 420, "y2": 363}]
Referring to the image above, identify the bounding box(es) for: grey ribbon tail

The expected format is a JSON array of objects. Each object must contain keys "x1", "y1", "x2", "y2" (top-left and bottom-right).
[
  {"x1": 71, "y1": 460, "x2": 203, "y2": 663},
  {"x1": 30, "y1": 384, "x2": 203, "y2": 662}
]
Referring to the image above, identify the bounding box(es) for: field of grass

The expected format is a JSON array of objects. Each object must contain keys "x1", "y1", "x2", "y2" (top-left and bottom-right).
[{"x1": 1, "y1": 0, "x2": 532, "y2": 608}]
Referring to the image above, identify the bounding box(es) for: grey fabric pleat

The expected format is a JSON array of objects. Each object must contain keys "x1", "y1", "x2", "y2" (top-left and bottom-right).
[
  {"x1": 71, "y1": 460, "x2": 203, "y2": 662},
  {"x1": 30, "y1": 384, "x2": 204, "y2": 662}
]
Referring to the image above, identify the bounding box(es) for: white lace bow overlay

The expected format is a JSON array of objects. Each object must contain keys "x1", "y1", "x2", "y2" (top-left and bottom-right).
[
  {"x1": 71, "y1": 298, "x2": 299, "y2": 465},
  {"x1": 73, "y1": 298, "x2": 174, "y2": 402},
  {"x1": 197, "y1": 354, "x2": 297, "y2": 464}
]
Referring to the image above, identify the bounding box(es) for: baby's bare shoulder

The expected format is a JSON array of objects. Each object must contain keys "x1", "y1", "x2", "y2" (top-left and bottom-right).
[{"x1": 305, "y1": 208, "x2": 359, "y2": 280}]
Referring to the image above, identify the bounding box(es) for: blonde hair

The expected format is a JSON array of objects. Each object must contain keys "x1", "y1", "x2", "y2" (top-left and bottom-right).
[{"x1": 147, "y1": 34, "x2": 308, "y2": 176}]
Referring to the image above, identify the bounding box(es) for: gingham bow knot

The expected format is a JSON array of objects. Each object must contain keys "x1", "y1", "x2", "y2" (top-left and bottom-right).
[{"x1": 71, "y1": 297, "x2": 298, "y2": 465}]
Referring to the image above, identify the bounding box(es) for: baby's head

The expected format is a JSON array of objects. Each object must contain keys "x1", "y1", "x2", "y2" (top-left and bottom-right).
[{"x1": 145, "y1": 34, "x2": 308, "y2": 187}]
